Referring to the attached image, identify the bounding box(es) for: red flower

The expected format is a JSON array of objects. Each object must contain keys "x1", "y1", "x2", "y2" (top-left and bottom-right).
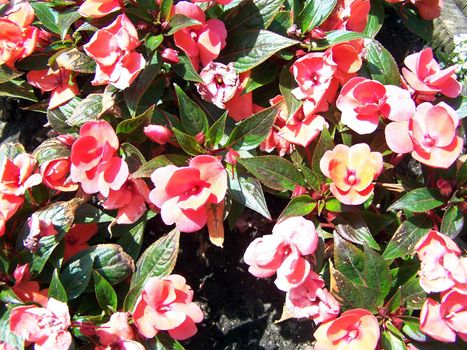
[
  {"x1": 40, "y1": 157, "x2": 77, "y2": 192},
  {"x1": 64, "y1": 223, "x2": 98, "y2": 261},
  {"x1": 320, "y1": 0, "x2": 371, "y2": 32},
  {"x1": 0, "y1": 153, "x2": 42, "y2": 196},
  {"x1": 78, "y1": 0, "x2": 121, "y2": 18},
  {"x1": 0, "y1": 19, "x2": 38, "y2": 68}
]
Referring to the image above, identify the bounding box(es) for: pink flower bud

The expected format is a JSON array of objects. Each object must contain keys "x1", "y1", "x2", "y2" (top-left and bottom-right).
[
  {"x1": 292, "y1": 185, "x2": 307, "y2": 197},
  {"x1": 225, "y1": 148, "x2": 239, "y2": 166},
  {"x1": 195, "y1": 131, "x2": 205, "y2": 144},
  {"x1": 144, "y1": 125, "x2": 173, "y2": 145},
  {"x1": 161, "y1": 48, "x2": 180, "y2": 63},
  {"x1": 310, "y1": 27, "x2": 327, "y2": 40},
  {"x1": 436, "y1": 179, "x2": 453, "y2": 198}
]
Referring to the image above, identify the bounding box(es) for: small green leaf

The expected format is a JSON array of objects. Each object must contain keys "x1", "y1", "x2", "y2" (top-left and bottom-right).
[
  {"x1": 381, "y1": 330, "x2": 407, "y2": 350},
  {"x1": 298, "y1": 0, "x2": 337, "y2": 33},
  {"x1": 61, "y1": 252, "x2": 93, "y2": 300},
  {"x1": 401, "y1": 316, "x2": 427, "y2": 342},
  {"x1": 173, "y1": 53, "x2": 203, "y2": 83},
  {"x1": 57, "y1": 10, "x2": 82, "y2": 40},
  {"x1": 93, "y1": 270, "x2": 118, "y2": 311},
  {"x1": 0, "y1": 65, "x2": 23, "y2": 84},
  {"x1": 32, "y1": 138, "x2": 70, "y2": 166},
  {"x1": 310, "y1": 30, "x2": 367, "y2": 50},
  {"x1": 160, "y1": 0, "x2": 173, "y2": 20},
  {"x1": 132, "y1": 154, "x2": 188, "y2": 178},
  {"x1": 116, "y1": 106, "x2": 153, "y2": 143},
  {"x1": 174, "y1": 84, "x2": 209, "y2": 136},
  {"x1": 400, "y1": 4, "x2": 433, "y2": 41},
  {"x1": 400, "y1": 275, "x2": 426, "y2": 310},
  {"x1": 206, "y1": 112, "x2": 227, "y2": 148},
  {"x1": 334, "y1": 233, "x2": 365, "y2": 284},
  {"x1": 363, "y1": 244, "x2": 391, "y2": 307},
  {"x1": 0, "y1": 285, "x2": 22, "y2": 304},
  {"x1": 440, "y1": 204, "x2": 464, "y2": 238},
  {"x1": 121, "y1": 142, "x2": 146, "y2": 172},
  {"x1": 167, "y1": 14, "x2": 202, "y2": 35},
  {"x1": 31, "y1": 2, "x2": 60, "y2": 34},
  {"x1": 0, "y1": 80, "x2": 38, "y2": 102},
  {"x1": 387, "y1": 188, "x2": 444, "y2": 213},
  {"x1": 172, "y1": 128, "x2": 206, "y2": 156},
  {"x1": 67, "y1": 94, "x2": 114, "y2": 127},
  {"x1": 47, "y1": 97, "x2": 81, "y2": 134},
  {"x1": 279, "y1": 195, "x2": 316, "y2": 221},
  {"x1": 49, "y1": 269, "x2": 67, "y2": 303},
  {"x1": 363, "y1": 0, "x2": 384, "y2": 37},
  {"x1": 74, "y1": 203, "x2": 115, "y2": 224},
  {"x1": 312, "y1": 128, "x2": 334, "y2": 181},
  {"x1": 279, "y1": 64, "x2": 302, "y2": 118},
  {"x1": 365, "y1": 39, "x2": 401, "y2": 86},
  {"x1": 237, "y1": 156, "x2": 305, "y2": 191},
  {"x1": 117, "y1": 212, "x2": 150, "y2": 261},
  {"x1": 244, "y1": 61, "x2": 279, "y2": 93},
  {"x1": 334, "y1": 212, "x2": 380, "y2": 251}
]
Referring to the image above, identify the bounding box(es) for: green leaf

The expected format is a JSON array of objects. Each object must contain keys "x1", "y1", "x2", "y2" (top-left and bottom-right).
[
  {"x1": 279, "y1": 195, "x2": 316, "y2": 221},
  {"x1": 172, "y1": 128, "x2": 206, "y2": 156},
  {"x1": 310, "y1": 30, "x2": 367, "y2": 50},
  {"x1": 206, "y1": 112, "x2": 227, "y2": 148},
  {"x1": 0, "y1": 80, "x2": 38, "y2": 102},
  {"x1": 124, "y1": 229, "x2": 180, "y2": 311},
  {"x1": 279, "y1": 64, "x2": 302, "y2": 118},
  {"x1": 47, "y1": 97, "x2": 81, "y2": 134},
  {"x1": 400, "y1": 275, "x2": 426, "y2": 310},
  {"x1": 48, "y1": 269, "x2": 68, "y2": 303},
  {"x1": 333, "y1": 212, "x2": 380, "y2": 251},
  {"x1": 167, "y1": 14, "x2": 202, "y2": 35},
  {"x1": 0, "y1": 305, "x2": 24, "y2": 350},
  {"x1": 383, "y1": 215, "x2": 432, "y2": 260},
  {"x1": 381, "y1": 330, "x2": 407, "y2": 350},
  {"x1": 61, "y1": 251, "x2": 93, "y2": 300},
  {"x1": 57, "y1": 10, "x2": 82, "y2": 40},
  {"x1": 0, "y1": 65, "x2": 23, "y2": 84},
  {"x1": 237, "y1": 156, "x2": 305, "y2": 191},
  {"x1": 363, "y1": 244, "x2": 391, "y2": 307},
  {"x1": 132, "y1": 154, "x2": 188, "y2": 178},
  {"x1": 223, "y1": 0, "x2": 286, "y2": 32},
  {"x1": 117, "y1": 212, "x2": 149, "y2": 261},
  {"x1": 365, "y1": 39, "x2": 401, "y2": 86},
  {"x1": 116, "y1": 106, "x2": 153, "y2": 143},
  {"x1": 387, "y1": 188, "x2": 444, "y2": 213},
  {"x1": 298, "y1": 0, "x2": 337, "y2": 33},
  {"x1": 226, "y1": 104, "x2": 278, "y2": 150},
  {"x1": 401, "y1": 316, "x2": 427, "y2": 342},
  {"x1": 269, "y1": 10, "x2": 293, "y2": 36},
  {"x1": 121, "y1": 142, "x2": 146, "y2": 172},
  {"x1": 67, "y1": 93, "x2": 114, "y2": 127},
  {"x1": 440, "y1": 204, "x2": 464, "y2": 238},
  {"x1": 334, "y1": 233, "x2": 365, "y2": 284},
  {"x1": 0, "y1": 285, "x2": 22, "y2": 304},
  {"x1": 244, "y1": 61, "x2": 279, "y2": 93},
  {"x1": 173, "y1": 53, "x2": 203, "y2": 83},
  {"x1": 174, "y1": 84, "x2": 209, "y2": 136},
  {"x1": 93, "y1": 270, "x2": 118, "y2": 311},
  {"x1": 299, "y1": 165, "x2": 321, "y2": 191},
  {"x1": 160, "y1": 0, "x2": 173, "y2": 20},
  {"x1": 31, "y1": 2, "x2": 60, "y2": 34},
  {"x1": 32, "y1": 138, "x2": 70, "y2": 166},
  {"x1": 311, "y1": 128, "x2": 334, "y2": 181},
  {"x1": 220, "y1": 29, "x2": 298, "y2": 73},
  {"x1": 363, "y1": 0, "x2": 384, "y2": 37},
  {"x1": 136, "y1": 0, "x2": 157, "y2": 10},
  {"x1": 154, "y1": 333, "x2": 186, "y2": 350},
  {"x1": 74, "y1": 203, "x2": 115, "y2": 224},
  {"x1": 227, "y1": 166, "x2": 271, "y2": 219},
  {"x1": 400, "y1": 4, "x2": 433, "y2": 41}
]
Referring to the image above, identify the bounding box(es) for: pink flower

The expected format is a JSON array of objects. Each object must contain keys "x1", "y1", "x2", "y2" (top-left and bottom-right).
[
  {"x1": 0, "y1": 19, "x2": 38, "y2": 68},
  {"x1": 64, "y1": 223, "x2": 98, "y2": 261},
  {"x1": 78, "y1": 0, "x2": 121, "y2": 18},
  {"x1": 40, "y1": 157, "x2": 78, "y2": 192},
  {"x1": 11, "y1": 264, "x2": 48, "y2": 306},
  {"x1": 320, "y1": 0, "x2": 371, "y2": 32},
  {"x1": 420, "y1": 290, "x2": 467, "y2": 343},
  {"x1": 100, "y1": 177, "x2": 150, "y2": 224},
  {"x1": 244, "y1": 217, "x2": 319, "y2": 291},
  {"x1": 149, "y1": 155, "x2": 227, "y2": 233},
  {"x1": 410, "y1": 0, "x2": 443, "y2": 20},
  {"x1": 132, "y1": 274, "x2": 204, "y2": 340},
  {"x1": 24, "y1": 213, "x2": 57, "y2": 252},
  {"x1": 0, "y1": 153, "x2": 42, "y2": 196},
  {"x1": 27, "y1": 68, "x2": 79, "y2": 109},
  {"x1": 402, "y1": 48, "x2": 461, "y2": 101},
  {"x1": 96, "y1": 312, "x2": 145, "y2": 350},
  {"x1": 196, "y1": 62, "x2": 239, "y2": 108},
  {"x1": 3, "y1": 0, "x2": 35, "y2": 28},
  {"x1": 161, "y1": 48, "x2": 180, "y2": 63},
  {"x1": 84, "y1": 14, "x2": 146, "y2": 89},
  {"x1": 336, "y1": 77, "x2": 415, "y2": 134},
  {"x1": 285, "y1": 271, "x2": 340, "y2": 324},
  {"x1": 324, "y1": 40, "x2": 364, "y2": 85},
  {"x1": 144, "y1": 125, "x2": 173, "y2": 145},
  {"x1": 10, "y1": 298, "x2": 72, "y2": 350},
  {"x1": 414, "y1": 230, "x2": 466, "y2": 293},
  {"x1": 223, "y1": 72, "x2": 257, "y2": 121},
  {"x1": 70, "y1": 120, "x2": 129, "y2": 197},
  {"x1": 260, "y1": 96, "x2": 293, "y2": 156},
  {"x1": 320, "y1": 143, "x2": 383, "y2": 205},
  {"x1": 192, "y1": 0, "x2": 233, "y2": 4},
  {"x1": 173, "y1": 1, "x2": 227, "y2": 70},
  {"x1": 0, "y1": 193, "x2": 23, "y2": 237},
  {"x1": 385, "y1": 102, "x2": 463, "y2": 169},
  {"x1": 313, "y1": 308, "x2": 380, "y2": 350}
]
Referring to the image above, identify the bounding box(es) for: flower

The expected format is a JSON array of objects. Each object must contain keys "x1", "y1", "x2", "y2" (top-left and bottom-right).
[
  {"x1": 402, "y1": 48, "x2": 461, "y2": 101},
  {"x1": 414, "y1": 230, "x2": 466, "y2": 293},
  {"x1": 3, "y1": 0, "x2": 35, "y2": 28},
  {"x1": 314, "y1": 308, "x2": 380, "y2": 350},
  {"x1": 64, "y1": 223, "x2": 98, "y2": 261},
  {"x1": 243, "y1": 216, "x2": 319, "y2": 291},
  {"x1": 132, "y1": 275, "x2": 204, "y2": 340},
  {"x1": 173, "y1": 1, "x2": 227, "y2": 70},
  {"x1": 0, "y1": 18, "x2": 38, "y2": 68},
  {"x1": 410, "y1": 0, "x2": 443, "y2": 20},
  {"x1": 223, "y1": 72, "x2": 256, "y2": 121},
  {"x1": 324, "y1": 40, "x2": 364, "y2": 85},
  {"x1": 84, "y1": 14, "x2": 146, "y2": 89},
  {"x1": 192, "y1": 0, "x2": 233, "y2": 4},
  {"x1": 285, "y1": 271, "x2": 340, "y2": 324},
  {"x1": 149, "y1": 155, "x2": 227, "y2": 233},
  {"x1": 96, "y1": 312, "x2": 145, "y2": 350},
  {"x1": 196, "y1": 62, "x2": 239, "y2": 108},
  {"x1": 0, "y1": 153, "x2": 42, "y2": 196},
  {"x1": 144, "y1": 125, "x2": 173, "y2": 145},
  {"x1": 11, "y1": 264, "x2": 48, "y2": 306},
  {"x1": 70, "y1": 120, "x2": 129, "y2": 197},
  {"x1": 385, "y1": 102, "x2": 463, "y2": 169},
  {"x1": 336, "y1": 77, "x2": 415, "y2": 134},
  {"x1": 161, "y1": 48, "x2": 180, "y2": 63},
  {"x1": 10, "y1": 298, "x2": 72, "y2": 350},
  {"x1": 320, "y1": 0, "x2": 371, "y2": 32},
  {"x1": 420, "y1": 290, "x2": 467, "y2": 343},
  {"x1": 23, "y1": 213, "x2": 57, "y2": 252},
  {"x1": 320, "y1": 143, "x2": 383, "y2": 205},
  {"x1": 78, "y1": 0, "x2": 121, "y2": 18},
  {"x1": 40, "y1": 157, "x2": 78, "y2": 192},
  {"x1": 27, "y1": 67, "x2": 79, "y2": 109},
  {"x1": 0, "y1": 193, "x2": 23, "y2": 237},
  {"x1": 260, "y1": 96, "x2": 293, "y2": 156}
]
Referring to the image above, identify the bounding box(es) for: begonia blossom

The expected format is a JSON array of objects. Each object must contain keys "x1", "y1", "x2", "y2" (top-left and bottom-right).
[
  {"x1": 70, "y1": 120, "x2": 129, "y2": 197},
  {"x1": 10, "y1": 298, "x2": 72, "y2": 350},
  {"x1": 385, "y1": 102, "x2": 463, "y2": 169},
  {"x1": 78, "y1": 0, "x2": 121, "y2": 18},
  {"x1": 40, "y1": 157, "x2": 78, "y2": 192},
  {"x1": 149, "y1": 155, "x2": 227, "y2": 233},
  {"x1": 320, "y1": 0, "x2": 371, "y2": 32},
  {"x1": 96, "y1": 312, "x2": 145, "y2": 350},
  {"x1": 64, "y1": 223, "x2": 98, "y2": 261},
  {"x1": 133, "y1": 274, "x2": 204, "y2": 340},
  {"x1": 320, "y1": 143, "x2": 383, "y2": 205},
  {"x1": 314, "y1": 308, "x2": 380, "y2": 350},
  {"x1": 0, "y1": 153, "x2": 42, "y2": 196},
  {"x1": 84, "y1": 14, "x2": 146, "y2": 89}
]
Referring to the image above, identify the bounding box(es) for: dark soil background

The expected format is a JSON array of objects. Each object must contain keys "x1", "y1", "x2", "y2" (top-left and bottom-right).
[{"x1": 0, "y1": 7, "x2": 429, "y2": 350}]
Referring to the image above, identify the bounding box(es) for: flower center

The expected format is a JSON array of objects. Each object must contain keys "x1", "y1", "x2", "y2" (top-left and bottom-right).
[
  {"x1": 423, "y1": 134, "x2": 435, "y2": 147},
  {"x1": 346, "y1": 171, "x2": 357, "y2": 186},
  {"x1": 347, "y1": 329, "x2": 358, "y2": 340}
]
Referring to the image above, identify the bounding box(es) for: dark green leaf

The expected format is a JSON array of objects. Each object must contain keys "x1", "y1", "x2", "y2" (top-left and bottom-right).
[
  {"x1": 386, "y1": 288, "x2": 402, "y2": 313},
  {"x1": 154, "y1": 333, "x2": 185, "y2": 350},
  {"x1": 136, "y1": 0, "x2": 157, "y2": 10},
  {"x1": 365, "y1": 39, "x2": 401, "y2": 86},
  {"x1": 206, "y1": 112, "x2": 227, "y2": 148},
  {"x1": 401, "y1": 316, "x2": 427, "y2": 342},
  {"x1": 31, "y1": 2, "x2": 60, "y2": 34},
  {"x1": 237, "y1": 156, "x2": 305, "y2": 191},
  {"x1": 172, "y1": 128, "x2": 206, "y2": 156},
  {"x1": 74, "y1": 203, "x2": 115, "y2": 224},
  {"x1": 0, "y1": 285, "x2": 22, "y2": 304},
  {"x1": 381, "y1": 330, "x2": 407, "y2": 350},
  {"x1": 0, "y1": 80, "x2": 38, "y2": 101},
  {"x1": 174, "y1": 84, "x2": 209, "y2": 136},
  {"x1": 400, "y1": 275, "x2": 426, "y2": 310},
  {"x1": 47, "y1": 97, "x2": 81, "y2": 134},
  {"x1": 48, "y1": 269, "x2": 67, "y2": 303},
  {"x1": 363, "y1": 0, "x2": 384, "y2": 37},
  {"x1": 334, "y1": 212, "x2": 380, "y2": 250},
  {"x1": 310, "y1": 30, "x2": 367, "y2": 50},
  {"x1": 0, "y1": 65, "x2": 22, "y2": 84},
  {"x1": 363, "y1": 244, "x2": 391, "y2": 307},
  {"x1": 116, "y1": 106, "x2": 153, "y2": 143},
  {"x1": 57, "y1": 10, "x2": 82, "y2": 40},
  {"x1": 400, "y1": 5, "x2": 433, "y2": 41},
  {"x1": 160, "y1": 0, "x2": 173, "y2": 20},
  {"x1": 298, "y1": 0, "x2": 337, "y2": 32},
  {"x1": 132, "y1": 154, "x2": 188, "y2": 178},
  {"x1": 61, "y1": 252, "x2": 93, "y2": 300},
  {"x1": 387, "y1": 188, "x2": 444, "y2": 213},
  {"x1": 440, "y1": 204, "x2": 464, "y2": 238},
  {"x1": 167, "y1": 14, "x2": 202, "y2": 35},
  {"x1": 173, "y1": 53, "x2": 203, "y2": 83},
  {"x1": 299, "y1": 165, "x2": 321, "y2": 191},
  {"x1": 32, "y1": 138, "x2": 70, "y2": 166},
  {"x1": 121, "y1": 142, "x2": 146, "y2": 172},
  {"x1": 67, "y1": 94, "x2": 114, "y2": 127},
  {"x1": 244, "y1": 61, "x2": 279, "y2": 93},
  {"x1": 279, "y1": 195, "x2": 316, "y2": 221},
  {"x1": 311, "y1": 128, "x2": 334, "y2": 181},
  {"x1": 334, "y1": 233, "x2": 365, "y2": 284},
  {"x1": 117, "y1": 212, "x2": 150, "y2": 261},
  {"x1": 279, "y1": 64, "x2": 302, "y2": 118},
  {"x1": 269, "y1": 10, "x2": 293, "y2": 36},
  {"x1": 93, "y1": 270, "x2": 118, "y2": 311}
]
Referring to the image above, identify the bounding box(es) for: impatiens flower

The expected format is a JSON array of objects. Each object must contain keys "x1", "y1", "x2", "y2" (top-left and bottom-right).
[
  {"x1": 260, "y1": 96, "x2": 293, "y2": 156},
  {"x1": 313, "y1": 308, "x2": 380, "y2": 350},
  {"x1": 24, "y1": 213, "x2": 57, "y2": 252},
  {"x1": 10, "y1": 298, "x2": 72, "y2": 350},
  {"x1": 414, "y1": 230, "x2": 466, "y2": 293},
  {"x1": 320, "y1": 143, "x2": 383, "y2": 205},
  {"x1": 410, "y1": 0, "x2": 443, "y2": 20},
  {"x1": 3, "y1": 0, "x2": 35, "y2": 28},
  {"x1": 70, "y1": 120, "x2": 129, "y2": 197},
  {"x1": 0, "y1": 153, "x2": 42, "y2": 196},
  {"x1": 144, "y1": 125, "x2": 173, "y2": 145},
  {"x1": 285, "y1": 271, "x2": 340, "y2": 324},
  {"x1": 84, "y1": 14, "x2": 146, "y2": 90},
  {"x1": 196, "y1": 62, "x2": 239, "y2": 108},
  {"x1": 100, "y1": 177, "x2": 150, "y2": 224},
  {"x1": 96, "y1": 312, "x2": 145, "y2": 350},
  {"x1": 12, "y1": 264, "x2": 48, "y2": 306},
  {"x1": 223, "y1": 72, "x2": 256, "y2": 121},
  {"x1": 40, "y1": 157, "x2": 78, "y2": 192},
  {"x1": 78, "y1": 0, "x2": 121, "y2": 18},
  {"x1": 402, "y1": 48, "x2": 461, "y2": 101},
  {"x1": 336, "y1": 77, "x2": 415, "y2": 134},
  {"x1": 320, "y1": 0, "x2": 371, "y2": 32},
  {"x1": 192, "y1": 0, "x2": 233, "y2": 4},
  {"x1": 385, "y1": 102, "x2": 463, "y2": 169},
  {"x1": 420, "y1": 290, "x2": 467, "y2": 343},
  {"x1": 244, "y1": 216, "x2": 319, "y2": 291},
  {"x1": 0, "y1": 193, "x2": 23, "y2": 237},
  {"x1": 149, "y1": 155, "x2": 227, "y2": 233},
  {"x1": 173, "y1": 1, "x2": 227, "y2": 70},
  {"x1": 132, "y1": 274, "x2": 204, "y2": 340},
  {"x1": 161, "y1": 48, "x2": 180, "y2": 63},
  {"x1": 324, "y1": 40, "x2": 364, "y2": 85},
  {"x1": 64, "y1": 223, "x2": 98, "y2": 261},
  {"x1": 27, "y1": 68, "x2": 79, "y2": 109},
  {"x1": 0, "y1": 19, "x2": 38, "y2": 68}
]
